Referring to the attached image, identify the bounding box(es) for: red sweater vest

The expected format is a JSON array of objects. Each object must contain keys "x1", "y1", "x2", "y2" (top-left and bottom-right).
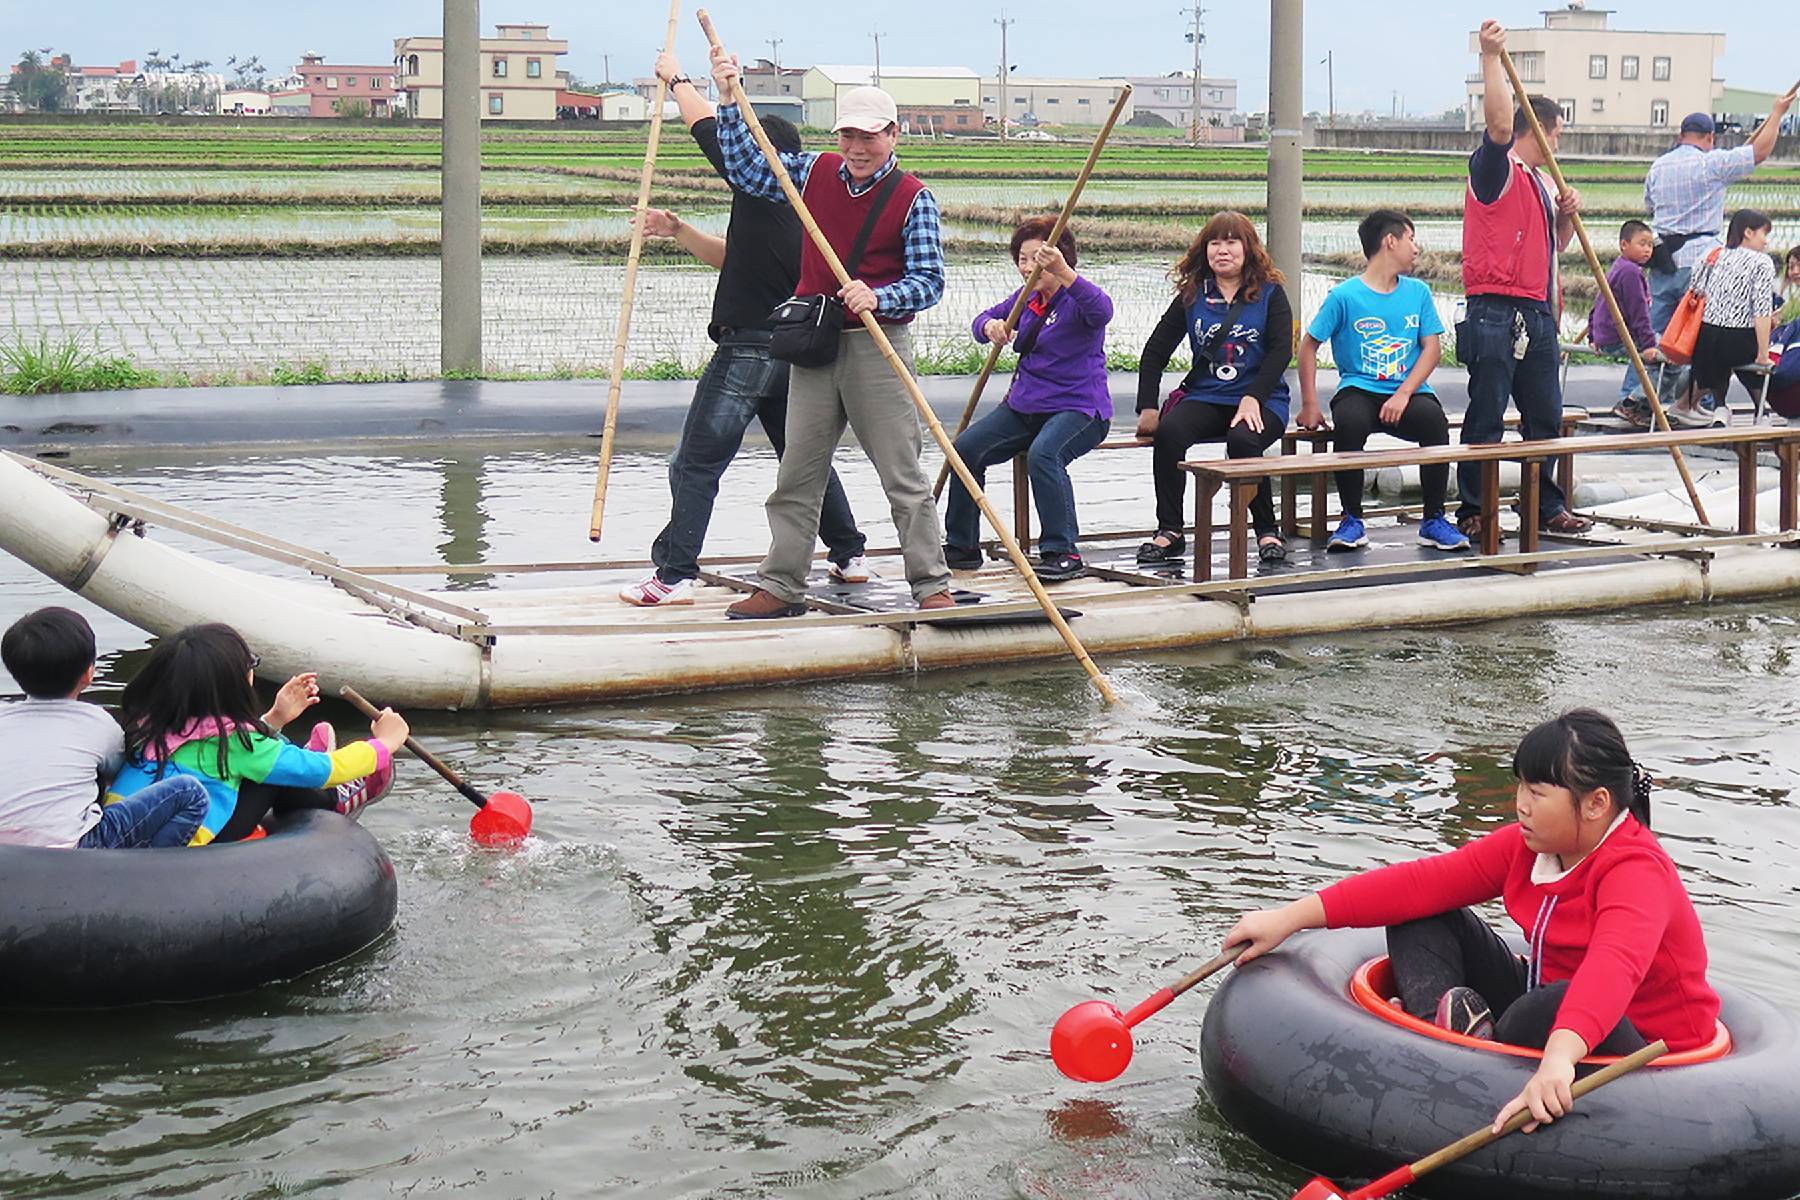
[
  {"x1": 1462, "y1": 155, "x2": 1554, "y2": 304},
  {"x1": 1319, "y1": 817, "x2": 1720, "y2": 1052},
  {"x1": 796, "y1": 152, "x2": 925, "y2": 325}
]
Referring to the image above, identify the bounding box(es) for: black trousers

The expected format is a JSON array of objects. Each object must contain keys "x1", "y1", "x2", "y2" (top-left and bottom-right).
[
  {"x1": 1387, "y1": 908, "x2": 1648, "y2": 1054},
  {"x1": 1151, "y1": 399, "x2": 1284, "y2": 536},
  {"x1": 1330, "y1": 388, "x2": 1451, "y2": 518},
  {"x1": 1689, "y1": 323, "x2": 1764, "y2": 403},
  {"x1": 217, "y1": 781, "x2": 335, "y2": 843}
]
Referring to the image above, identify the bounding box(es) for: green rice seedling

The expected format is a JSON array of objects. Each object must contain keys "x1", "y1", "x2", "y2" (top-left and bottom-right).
[{"x1": 0, "y1": 334, "x2": 159, "y2": 394}]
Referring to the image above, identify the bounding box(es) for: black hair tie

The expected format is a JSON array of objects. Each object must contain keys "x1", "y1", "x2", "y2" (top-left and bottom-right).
[{"x1": 1631, "y1": 763, "x2": 1654, "y2": 809}]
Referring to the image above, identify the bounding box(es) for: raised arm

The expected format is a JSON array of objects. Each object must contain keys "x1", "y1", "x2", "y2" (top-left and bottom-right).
[
  {"x1": 1749, "y1": 82, "x2": 1798, "y2": 165},
  {"x1": 709, "y1": 44, "x2": 815, "y2": 201},
  {"x1": 1478, "y1": 20, "x2": 1514, "y2": 145},
  {"x1": 656, "y1": 51, "x2": 716, "y2": 128}
]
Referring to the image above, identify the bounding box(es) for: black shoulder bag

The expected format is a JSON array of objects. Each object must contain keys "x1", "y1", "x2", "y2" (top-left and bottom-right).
[{"x1": 768, "y1": 168, "x2": 907, "y2": 368}]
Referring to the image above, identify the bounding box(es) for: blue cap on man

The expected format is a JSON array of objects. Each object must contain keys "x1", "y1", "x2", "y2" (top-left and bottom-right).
[{"x1": 1679, "y1": 112, "x2": 1715, "y2": 136}]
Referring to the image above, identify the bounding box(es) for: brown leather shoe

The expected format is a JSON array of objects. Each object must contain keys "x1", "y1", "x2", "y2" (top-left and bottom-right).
[
  {"x1": 1542, "y1": 509, "x2": 1594, "y2": 535},
  {"x1": 725, "y1": 588, "x2": 808, "y2": 620},
  {"x1": 916, "y1": 591, "x2": 956, "y2": 611},
  {"x1": 1457, "y1": 514, "x2": 1508, "y2": 544}
]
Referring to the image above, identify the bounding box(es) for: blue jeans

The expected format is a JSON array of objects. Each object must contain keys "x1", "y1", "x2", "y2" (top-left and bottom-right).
[
  {"x1": 1647, "y1": 264, "x2": 1692, "y2": 405},
  {"x1": 1592, "y1": 344, "x2": 1645, "y2": 402},
  {"x1": 77, "y1": 776, "x2": 209, "y2": 849},
  {"x1": 650, "y1": 332, "x2": 865, "y2": 584},
  {"x1": 944, "y1": 403, "x2": 1109, "y2": 556},
  {"x1": 1457, "y1": 296, "x2": 1568, "y2": 523}
]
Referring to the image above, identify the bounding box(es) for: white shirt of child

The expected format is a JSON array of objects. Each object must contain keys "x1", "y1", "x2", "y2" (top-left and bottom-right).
[{"x1": 0, "y1": 699, "x2": 125, "y2": 847}]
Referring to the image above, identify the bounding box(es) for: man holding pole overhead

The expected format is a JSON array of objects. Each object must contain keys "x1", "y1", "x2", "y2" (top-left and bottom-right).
[
  {"x1": 618, "y1": 50, "x2": 869, "y2": 607},
  {"x1": 707, "y1": 43, "x2": 954, "y2": 618},
  {"x1": 1456, "y1": 19, "x2": 1591, "y2": 542}
]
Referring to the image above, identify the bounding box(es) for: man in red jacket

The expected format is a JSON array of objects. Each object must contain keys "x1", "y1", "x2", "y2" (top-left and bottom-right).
[{"x1": 1457, "y1": 19, "x2": 1592, "y2": 541}]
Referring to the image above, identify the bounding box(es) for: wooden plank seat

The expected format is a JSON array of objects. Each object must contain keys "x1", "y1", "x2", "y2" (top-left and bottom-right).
[
  {"x1": 1178, "y1": 425, "x2": 1800, "y2": 582},
  {"x1": 1000, "y1": 407, "x2": 1585, "y2": 551}
]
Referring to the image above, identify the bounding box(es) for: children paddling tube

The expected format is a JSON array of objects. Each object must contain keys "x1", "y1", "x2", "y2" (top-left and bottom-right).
[
  {"x1": 1200, "y1": 928, "x2": 1800, "y2": 1200},
  {"x1": 0, "y1": 809, "x2": 396, "y2": 1007}
]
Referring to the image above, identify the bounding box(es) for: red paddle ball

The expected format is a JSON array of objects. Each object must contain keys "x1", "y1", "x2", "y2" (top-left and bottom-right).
[{"x1": 468, "y1": 791, "x2": 531, "y2": 847}]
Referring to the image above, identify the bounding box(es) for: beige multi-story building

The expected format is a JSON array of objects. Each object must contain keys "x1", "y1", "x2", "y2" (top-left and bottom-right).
[
  {"x1": 395, "y1": 22, "x2": 568, "y2": 121},
  {"x1": 800, "y1": 65, "x2": 979, "y2": 129},
  {"x1": 1124, "y1": 73, "x2": 1239, "y2": 131},
  {"x1": 1464, "y1": 2, "x2": 1723, "y2": 132},
  {"x1": 979, "y1": 77, "x2": 1134, "y2": 128}
]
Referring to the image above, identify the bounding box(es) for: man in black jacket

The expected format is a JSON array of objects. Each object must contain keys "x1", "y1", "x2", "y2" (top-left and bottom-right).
[{"x1": 619, "y1": 52, "x2": 867, "y2": 607}]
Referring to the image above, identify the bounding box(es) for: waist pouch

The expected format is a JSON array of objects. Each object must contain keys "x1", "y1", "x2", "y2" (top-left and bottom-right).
[{"x1": 768, "y1": 168, "x2": 905, "y2": 367}]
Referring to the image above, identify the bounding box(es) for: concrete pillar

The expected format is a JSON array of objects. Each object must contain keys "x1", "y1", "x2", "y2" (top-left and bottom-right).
[
  {"x1": 441, "y1": 0, "x2": 481, "y2": 375},
  {"x1": 1266, "y1": 0, "x2": 1304, "y2": 300}
]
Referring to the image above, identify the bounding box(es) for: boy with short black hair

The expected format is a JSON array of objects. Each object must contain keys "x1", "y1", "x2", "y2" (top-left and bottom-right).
[
  {"x1": 0, "y1": 607, "x2": 206, "y2": 848},
  {"x1": 1589, "y1": 219, "x2": 1660, "y2": 427},
  {"x1": 1296, "y1": 209, "x2": 1470, "y2": 554}
]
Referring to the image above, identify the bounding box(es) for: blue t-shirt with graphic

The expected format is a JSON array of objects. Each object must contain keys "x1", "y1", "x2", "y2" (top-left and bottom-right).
[{"x1": 1307, "y1": 275, "x2": 1445, "y2": 397}]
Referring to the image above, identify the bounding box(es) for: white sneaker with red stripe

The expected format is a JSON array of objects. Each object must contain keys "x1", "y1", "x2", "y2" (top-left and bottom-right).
[{"x1": 618, "y1": 572, "x2": 696, "y2": 607}]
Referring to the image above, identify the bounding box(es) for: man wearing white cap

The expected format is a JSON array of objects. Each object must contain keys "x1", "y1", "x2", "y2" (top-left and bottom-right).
[{"x1": 709, "y1": 42, "x2": 954, "y2": 618}]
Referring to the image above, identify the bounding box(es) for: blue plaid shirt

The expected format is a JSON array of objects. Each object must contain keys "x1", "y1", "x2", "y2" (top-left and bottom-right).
[
  {"x1": 715, "y1": 104, "x2": 945, "y2": 317},
  {"x1": 1644, "y1": 143, "x2": 1757, "y2": 269}
]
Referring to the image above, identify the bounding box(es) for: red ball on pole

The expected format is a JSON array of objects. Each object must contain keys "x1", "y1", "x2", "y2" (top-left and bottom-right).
[{"x1": 1050, "y1": 999, "x2": 1135, "y2": 1082}]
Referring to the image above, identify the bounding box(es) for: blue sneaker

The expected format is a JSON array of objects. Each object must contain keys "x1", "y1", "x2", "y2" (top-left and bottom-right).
[
  {"x1": 1418, "y1": 514, "x2": 1472, "y2": 552},
  {"x1": 1326, "y1": 515, "x2": 1368, "y2": 551}
]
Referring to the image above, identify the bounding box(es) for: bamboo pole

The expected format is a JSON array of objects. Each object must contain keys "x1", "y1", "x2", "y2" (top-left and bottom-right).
[
  {"x1": 697, "y1": 10, "x2": 1119, "y2": 706},
  {"x1": 1497, "y1": 48, "x2": 1710, "y2": 526},
  {"x1": 930, "y1": 85, "x2": 1133, "y2": 501},
  {"x1": 588, "y1": 0, "x2": 682, "y2": 542}
]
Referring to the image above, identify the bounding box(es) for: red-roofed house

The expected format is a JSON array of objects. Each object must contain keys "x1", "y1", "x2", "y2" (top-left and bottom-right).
[{"x1": 291, "y1": 52, "x2": 399, "y2": 117}]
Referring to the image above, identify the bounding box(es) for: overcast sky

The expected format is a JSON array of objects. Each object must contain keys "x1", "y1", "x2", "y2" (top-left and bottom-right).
[{"x1": 17, "y1": 2, "x2": 1795, "y2": 116}]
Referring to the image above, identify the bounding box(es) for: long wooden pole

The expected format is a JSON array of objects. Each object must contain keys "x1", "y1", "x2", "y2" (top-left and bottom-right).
[
  {"x1": 930, "y1": 85, "x2": 1132, "y2": 500},
  {"x1": 589, "y1": 0, "x2": 682, "y2": 542},
  {"x1": 1497, "y1": 50, "x2": 1710, "y2": 526},
  {"x1": 697, "y1": 11, "x2": 1119, "y2": 706}
]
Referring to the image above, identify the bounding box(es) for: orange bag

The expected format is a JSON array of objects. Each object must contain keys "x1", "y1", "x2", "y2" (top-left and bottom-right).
[{"x1": 1657, "y1": 247, "x2": 1722, "y2": 366}]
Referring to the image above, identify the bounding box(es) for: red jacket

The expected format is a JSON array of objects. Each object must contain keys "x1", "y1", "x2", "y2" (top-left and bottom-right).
[
  {"x1": 1462, "y1": 154, "x2": 1556, "y2": 305},
  {"x1": 1319, "y1": 816, "x2": 1719, "y2": 1052}
]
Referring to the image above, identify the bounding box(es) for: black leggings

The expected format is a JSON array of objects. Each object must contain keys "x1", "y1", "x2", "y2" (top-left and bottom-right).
[
  {"x1": 1330, "y1": 388, "x2": 1450, "y2": 518},
  {"x1": 1387, "y1": 908, "x2": 1648, "y2": 1054},
  {"x1": 1151, "y1": 399, "x2": 1284, "y2": 536},
  {"x1": 216, "y1": 781, "x2": 335, "y2": 843}
]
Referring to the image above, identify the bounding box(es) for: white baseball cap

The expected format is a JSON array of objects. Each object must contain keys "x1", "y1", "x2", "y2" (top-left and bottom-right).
[{"x1": 833, "y1": 86, "x2": 898, "y2": 133}]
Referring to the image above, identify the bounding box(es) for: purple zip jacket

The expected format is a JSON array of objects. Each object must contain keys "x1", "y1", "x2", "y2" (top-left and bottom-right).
[
  {"x1": 972, "y1": 275, "x2": 1114, "y2": 420},
  {"x1": 1590, "y1": 256, "x2": 1655, "y2": 351}
]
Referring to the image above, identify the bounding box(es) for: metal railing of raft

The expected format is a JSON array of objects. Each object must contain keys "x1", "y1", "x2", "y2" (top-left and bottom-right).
[{"x1": 8, "y1": 452, "x2": 497, "y2": 647}]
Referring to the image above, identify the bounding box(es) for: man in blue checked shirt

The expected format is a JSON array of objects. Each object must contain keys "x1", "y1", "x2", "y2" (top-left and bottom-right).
[{"x1": 709, "y1": 39, "x2": 954, "y2": 618}]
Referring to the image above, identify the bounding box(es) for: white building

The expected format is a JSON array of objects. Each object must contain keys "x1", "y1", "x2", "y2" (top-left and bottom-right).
[
  {"x1": 800, "y1": 65, "x2": 979, "y2": 129},
  {"x1": 217, "y1": 89, "x2": 272, "y2": 116},
  {"x1": 395, "y1": 22, "x2": 569, "y2": 121},
  {"x1": 1465, "y1": 2, "x2": 1725, "y2": 131},
  {"x1": 1124, "y1": 72, "x2": 1239, "y2": 130},
  {"x1": 980, "y1": 76, "x2": 1133, "y2": 127}
]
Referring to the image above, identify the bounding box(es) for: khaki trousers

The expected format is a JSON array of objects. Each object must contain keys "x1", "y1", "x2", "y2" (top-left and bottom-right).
[{"x1": 758, "y1": 324, "x2": 951, "y2": 603}]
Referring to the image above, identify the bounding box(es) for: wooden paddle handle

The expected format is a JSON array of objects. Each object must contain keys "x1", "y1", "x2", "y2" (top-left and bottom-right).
[
  {"x1": 338, "y1": 686, "x2": 488, "y2": 809},
  {"x1": 1173, "y1": 943, "x2": 1248, "y2": 996},
  {"x1": 1410, "y1": 1040, "x2": 1668, "y2": 1177}
]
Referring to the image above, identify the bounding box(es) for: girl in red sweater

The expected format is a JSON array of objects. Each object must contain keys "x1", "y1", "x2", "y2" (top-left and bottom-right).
[{"x1": 1224, "y1": 709, "x2": 1719, "y2": 1134}]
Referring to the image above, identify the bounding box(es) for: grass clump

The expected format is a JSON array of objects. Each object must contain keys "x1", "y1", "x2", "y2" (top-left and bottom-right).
[{"x1": 0, "y1": 335, "x2": 160, "y2": 394}]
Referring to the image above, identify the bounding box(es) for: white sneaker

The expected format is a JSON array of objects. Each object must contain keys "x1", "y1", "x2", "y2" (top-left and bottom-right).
[
  {"x1": 828, "y1": 555, "x2": 872, "y2": 583},
  {"x1": 618, "y1": 572, "x2": 695, "y2": 606}
]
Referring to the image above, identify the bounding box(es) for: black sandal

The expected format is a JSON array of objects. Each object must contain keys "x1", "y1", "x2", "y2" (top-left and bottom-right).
[
  {"x1": 1257, "y1": 535, "x2": 1287, "y2": 563},
  {"x1": 1136, "y1": 531, "x2": 1186, "y2": 563}
]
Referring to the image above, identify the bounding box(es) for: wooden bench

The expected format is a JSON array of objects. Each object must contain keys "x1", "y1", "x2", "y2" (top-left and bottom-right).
[
  {"x1": 1002, "y1": 408, "x2": 1584, "y2": 551},
  {"x1": 1178, "y1": 426, "x2": 1800, "y2": 581}
]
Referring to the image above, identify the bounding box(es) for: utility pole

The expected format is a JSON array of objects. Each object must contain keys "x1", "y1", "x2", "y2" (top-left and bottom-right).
[
  {"x1": 1322, "y1": 50, "x2": 1334, "y2": 130},
  {"x1": 441, "y1": 0, "x2": 481, "y2": 375},
  {"x1": 767, "y1": 37, "x2": 782, "y2": 72},
  {"x1": 1267, "y1": 0, "x2": 1303, "y2": 297},
  {"x1": 871, "y1": 30, "x2": 883, "y2": 88},
  {"x1": 1182, "y1": 4, "x2": 1206, "y2": 145},
  {"x1": 995, "y1": 14, "x2": 1013, "y2": 142},
  {"x1": 601, "y1": 53, "x2": 610, "y2": 88}
]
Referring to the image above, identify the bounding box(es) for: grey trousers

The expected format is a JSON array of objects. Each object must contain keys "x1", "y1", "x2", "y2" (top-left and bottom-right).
[{"x1": 758, "y1": 324, "x2": 952, "y2": 603}]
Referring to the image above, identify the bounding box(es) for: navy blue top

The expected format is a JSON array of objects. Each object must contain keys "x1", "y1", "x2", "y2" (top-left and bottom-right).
[{"x1": 1137, "y1": 279, "x2": 1292, "y2": 422}]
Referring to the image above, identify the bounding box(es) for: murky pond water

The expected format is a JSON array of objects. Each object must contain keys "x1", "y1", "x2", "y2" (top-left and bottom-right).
[{"x1": 2, "y1": 446, "x2": 1797, "y2": 1199}]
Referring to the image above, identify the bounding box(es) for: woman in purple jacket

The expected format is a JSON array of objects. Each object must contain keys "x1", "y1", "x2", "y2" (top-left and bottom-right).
[{"x1": 942, "y1": 217, "x2": 1114, "y2": 582}]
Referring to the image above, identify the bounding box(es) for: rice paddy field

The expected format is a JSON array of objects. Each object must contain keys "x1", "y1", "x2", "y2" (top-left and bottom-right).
[{"x1": 2, "y1": 120, "x2": 1798, "y2": 382}]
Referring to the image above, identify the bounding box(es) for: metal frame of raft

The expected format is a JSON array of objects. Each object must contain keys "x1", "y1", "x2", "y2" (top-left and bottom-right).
[{"x1": 5, "y1": 443, "x2": 1800, "y2": 708}]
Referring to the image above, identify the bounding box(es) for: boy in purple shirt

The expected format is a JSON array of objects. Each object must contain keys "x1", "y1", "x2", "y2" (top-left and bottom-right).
[
  {"x1": 942, "y1": 217, "x2": 1113, "y2": 582},
  {"x1": 1589, "y1": 219, "x2": 1660, "y2": 426}
]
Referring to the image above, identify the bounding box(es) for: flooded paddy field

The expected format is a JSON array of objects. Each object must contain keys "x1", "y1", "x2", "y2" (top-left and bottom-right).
[{"x1": 1, "y1": 445, "x2": 1797, "y2": 1198}]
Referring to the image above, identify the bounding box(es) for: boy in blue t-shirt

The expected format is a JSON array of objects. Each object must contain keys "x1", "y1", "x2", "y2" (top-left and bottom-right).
[{"x1": 1296, "y1": 209, "x2": 1469, "y2": 553}]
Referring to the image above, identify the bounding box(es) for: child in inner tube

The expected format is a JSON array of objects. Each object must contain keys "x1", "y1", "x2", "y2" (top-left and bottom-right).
[
  {"x1": 107, "y1": 623, "x2": 407, "y2": 845},
  {"x1": 1223, "y1": 709, "x2": 1719, "y2": 1134}
]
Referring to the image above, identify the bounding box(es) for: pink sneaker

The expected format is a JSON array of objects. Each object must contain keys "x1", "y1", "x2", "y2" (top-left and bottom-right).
[{"x1": 305, "y1": 723, "x2": 336, "y2": 753}]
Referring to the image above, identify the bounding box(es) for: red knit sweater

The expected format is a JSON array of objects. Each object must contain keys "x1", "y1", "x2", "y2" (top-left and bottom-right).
[{"x1": 1318, "y1": 817, "x2": 1720, "y2": 1052}]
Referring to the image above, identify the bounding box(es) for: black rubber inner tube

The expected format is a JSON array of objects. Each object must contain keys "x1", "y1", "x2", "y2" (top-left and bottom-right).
[
  {"x1": 1201, "y1": 927, "x2": 1800, "y2": 1200},
  {"x1": 0, "y1": 809, "x2": 397, "y2": 1008}
]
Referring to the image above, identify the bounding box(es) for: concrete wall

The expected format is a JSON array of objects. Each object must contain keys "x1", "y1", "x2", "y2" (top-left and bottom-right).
[{"x1": 1310, "y1": 125, "x2": 1800, "y2": 162}]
